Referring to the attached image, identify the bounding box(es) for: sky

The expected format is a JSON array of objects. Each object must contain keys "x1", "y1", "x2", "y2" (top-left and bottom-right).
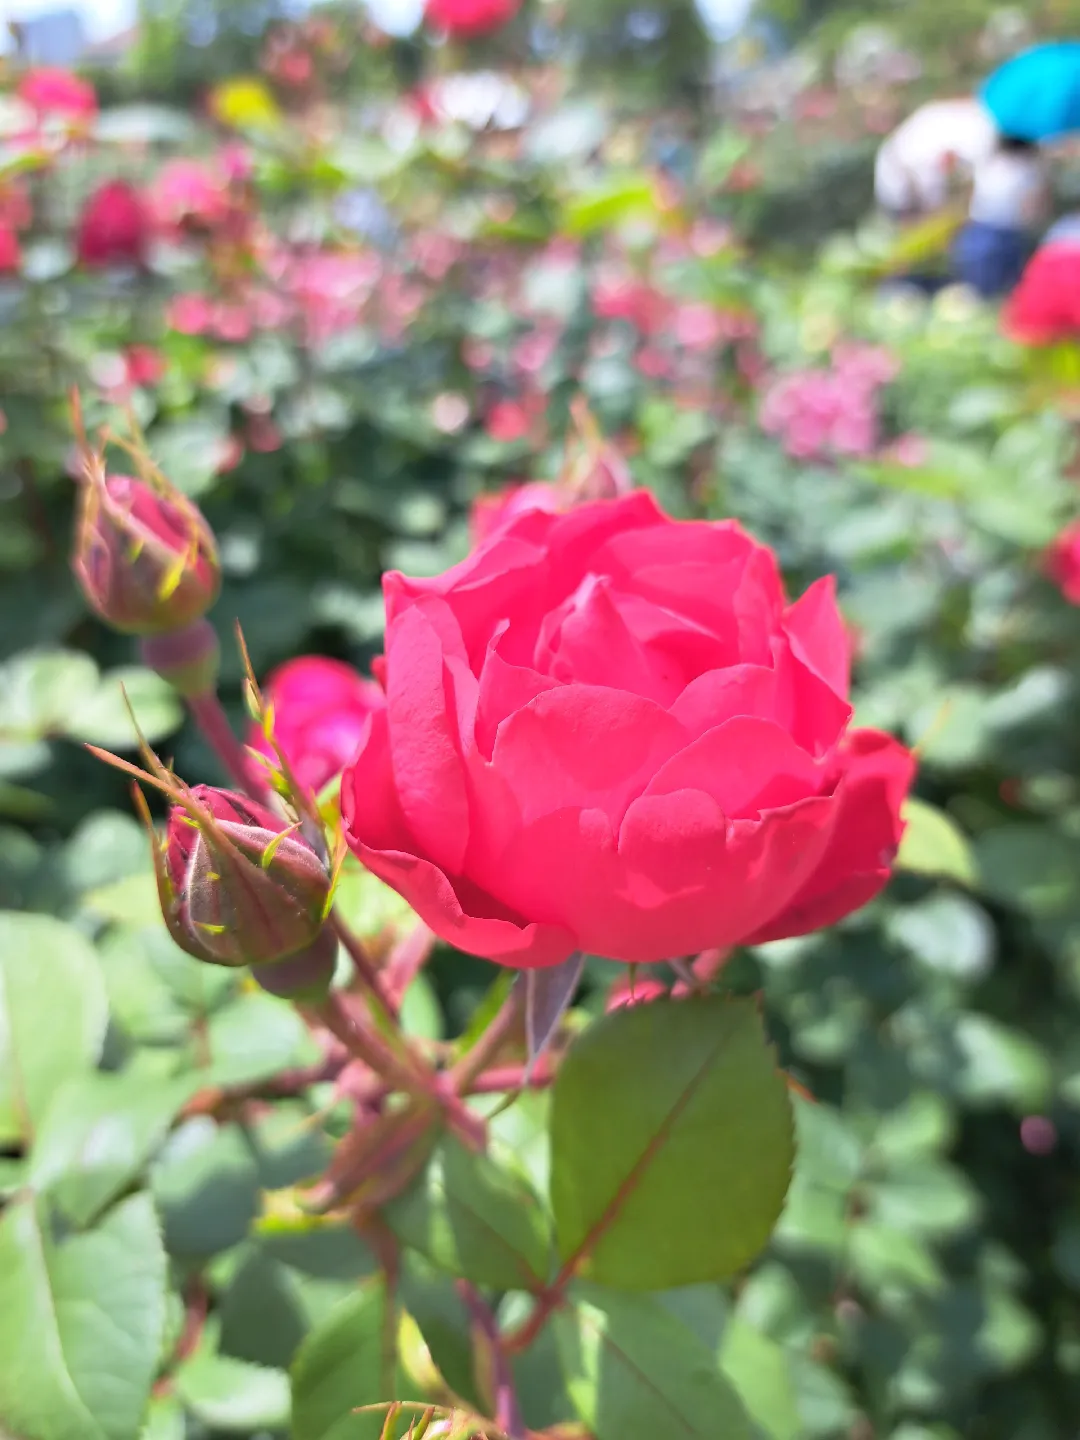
[{"x1": 0, "y1": 0, "x2": 752, "y2": 51}]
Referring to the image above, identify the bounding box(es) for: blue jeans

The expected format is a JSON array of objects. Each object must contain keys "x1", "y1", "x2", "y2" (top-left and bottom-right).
[{"x1": 951, "y1": 221, "x2": 1029, "y2": 298}]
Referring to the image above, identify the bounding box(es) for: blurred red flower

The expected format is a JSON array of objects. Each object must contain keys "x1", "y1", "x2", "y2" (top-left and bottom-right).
[
  {"x1": 76, "y1": 181, "x2": 151, "y2": 268},
  {"x1": 249, "y1": 656, "x2": 385, "y2": 796},
  {"x1": 0, "y1": 225, "x2": 20, "y2": 274},
  {"x1": 1045, "y1": 521, "x2": 1080, "y2": 604},
  {"x1": 425, "y1": 0, "x2": 519, "y2": 37},
  {"x1": 1003, "y1": 243, "x2": 1080, "y2": 345}
]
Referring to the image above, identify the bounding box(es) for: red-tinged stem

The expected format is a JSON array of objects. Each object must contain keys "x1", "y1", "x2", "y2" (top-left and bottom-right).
[
  {"x1": 448, "y1": 984, "x2": 522, "y2": 1095},
  {"x1": 187, "y1": 688, "x2": 270, "y2": 799},
  {"x1": 457, "y1": 1283, "x2": 528, "y2": 1440},
  {"x1": 501, "y1": 1287, "x2": 566, "y2": 1357},
  {"x1": 464, "y1": 1060, "x2": 557, "y2": 1095},
  {"x1": 314, "y1": 991, "x2": 487, "y2": 1151},
  {"x1": 330, "y1": 910, "x2": 396, "y2": 1018}
]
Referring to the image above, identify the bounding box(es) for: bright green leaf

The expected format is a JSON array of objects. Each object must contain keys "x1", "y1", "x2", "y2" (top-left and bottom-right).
[
  {"x1": 550, "y1": 996, "x2": 793, "y2": 1289},
  {"x1": 898, "y1": 800, "x2": 979, "y2": 887},
  {"x1": 176, "y1": 1349, "x2": 291, "y2": 1432},
  {"x1": 0, "y1": 1191, "x2": 166, "y2": 1440},
  {"x1": 29, "y1": 1071, "x2": 197, "y2": 1227},
  {"x1": 0, "y1": 912, "x2": 108, "y2": 1144}
]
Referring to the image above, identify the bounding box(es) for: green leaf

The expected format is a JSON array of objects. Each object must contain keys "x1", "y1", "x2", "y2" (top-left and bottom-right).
[
  {"x1": 65, "y1": 667, "x2": 182, "y2": 749},
  {"x1": 175, "y1": 1349, "x2": 291, "y2": 1432},
  {"x1": 203, "y1": 990, "x2": 319, "y2": 1089},
  {"x1": 385, "y1": 1135, "x2": 551, "y2": 1290},
  {"x1": 291, "y1": 1281, "x2": 395, "y2": 1440},
  {"x1": 0, "y1": 1191, "x2": 167, "y2": 1440},
  {"x1": 153, "y1": 1120, "x2": 260, "y2": 1259},
  {"x1": 0, "y1": 911, "x2": 108, "y2": 1144},
  {"x1": 975, "y1": 826, "x2": 1080, "y2": 916},
  {"x1": 140, "y1": 1395, "x2": 185, "y2": 1440},
  {"x1": 550, "y1": 996, "x2": 793, "y2": 1289},
  {"x1": 896, "y1": 800, "x2": 978, "y2": 886},
  {"x1": 720, "y1": 1316, "x2": 802, "y2": 1440},
  {"x1": 29, "y1": 1071, "x2": 197, "y2": 1227},
  {"x1": 218, "y1": 1247, "x2": 309, "y2": 1370},
  {"x1": 554, "y1": 1282, "x2": 752, "y2": 1440},
  {"x1": 400, "y1": 1259, "x2": 481, "y2": 1409}
]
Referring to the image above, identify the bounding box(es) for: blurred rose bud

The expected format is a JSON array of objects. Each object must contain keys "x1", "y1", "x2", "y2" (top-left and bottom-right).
[
  {"x1": 72, "y1": 465, "x2": 220, "y2": 636},
  {"x1": 75, "y1": 180, "x2": 151, "y2": 269},
  {"x1": 605, "y1": 976, "x2": 668, "y2": 1012},
  {"x1": 156, "y1": 785, "x2": 332, "y2": 970}
]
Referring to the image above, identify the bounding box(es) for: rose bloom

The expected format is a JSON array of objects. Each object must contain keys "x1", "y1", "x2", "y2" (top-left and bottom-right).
[
  {"x1": 250, "y1": 656, "x2": 385, "y2": 795},
  {"x1": 75, "y1": 181, "x2": 150, "y2": 268},
  {"x1": 150, "y1": 159, "x2": 230, "y2": 237},
  {"x1": 425, "y1": 0, "x2": 519, "y2": 37},
  {"x1": 1003, "y1": 243, "x2": 1080, "y2": 345},
  {"x1": 342, "y1": 493, "x2": 915, "y2": 969},
  {"x1": 18, "y1": 67, "x2": 97, "y2": 122},
  {"x1": 470, "y1": 481, "x2": 562, "y2": 548},
  {"x1": 1045, "y1": 521, "x2": 1080, "y2": 604}
]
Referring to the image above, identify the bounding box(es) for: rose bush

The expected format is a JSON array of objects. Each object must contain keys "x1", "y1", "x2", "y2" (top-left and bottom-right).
[{"x1": 343, "y1": 491, "x2": 914, "y2": 967}]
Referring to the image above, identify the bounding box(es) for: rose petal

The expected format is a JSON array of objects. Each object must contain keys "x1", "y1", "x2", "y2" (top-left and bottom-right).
[
  {"x1": 644, "y1": 716, "x2": 822, "y2": 819},
  {"x1": 784, "y1": 575, "x2": 850, "y2": 699},
  {"x1": 385, "y1": 602, "x2": 474, "y2": 875},
  {"x1": 746, "y1": 728, "x2": 914, "y2": 943},
  {"x1": 490, "y1": 683, "x2": 688, "y2": 828}
]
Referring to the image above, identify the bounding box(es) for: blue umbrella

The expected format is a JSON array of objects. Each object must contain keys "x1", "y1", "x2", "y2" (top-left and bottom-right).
[{"x1": 982, "y1": 41, "x2": 1080, "y2": 140}]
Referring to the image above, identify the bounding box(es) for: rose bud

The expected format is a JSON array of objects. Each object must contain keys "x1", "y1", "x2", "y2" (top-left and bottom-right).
[
  {"x1": 155, "y1": 785, "x2": 332, "y2": 969},
  {"x1": 72, "y1": 461, "x2": 220, "y2": 637}
]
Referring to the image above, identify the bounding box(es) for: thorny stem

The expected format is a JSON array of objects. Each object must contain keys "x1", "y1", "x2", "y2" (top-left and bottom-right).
[
  {"x1": 187, "y1": 687, "x2": 270, "y2": 799},
  {"x1": 456, "y1": 1283, "x2": 528, "y2": 1440},
  {"x1": 448, "y1": 983, "x2": 523, "y2": 1095}
]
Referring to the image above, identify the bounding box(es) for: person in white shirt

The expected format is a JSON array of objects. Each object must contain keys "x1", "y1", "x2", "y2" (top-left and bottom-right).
[
  {"x1": 874, "y1": 98, "x2": 999, "y2": 220},
  {"x1": 951, "y1": 136, "x2": 1051, "y2": 296}
]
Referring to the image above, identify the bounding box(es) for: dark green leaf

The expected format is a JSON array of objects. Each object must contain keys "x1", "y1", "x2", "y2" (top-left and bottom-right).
[
  {"x1": 550, "y1": 996, "x2": 793, "y2": 1289},
  {"x1": 385, "y1": 1135, "x2": 551, "y2": 1290},
  {"x1": 152, "y1": 1120, "x2": 260, "y2": 1258}
]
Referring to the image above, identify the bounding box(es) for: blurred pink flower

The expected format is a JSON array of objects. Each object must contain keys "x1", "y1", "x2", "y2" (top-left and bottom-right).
[
  {"x1": 150, "y1": 159, "x2": 230, "y2": 238},
  {"x1": 167, "y1": 292, "x2": 215, "y2": 335},
  {"x1": 485, "y1": 399, "x2": 533, "y2": 444},
  {"x1": 18, "y1": 68, "x2": 96, "y2": 123}
]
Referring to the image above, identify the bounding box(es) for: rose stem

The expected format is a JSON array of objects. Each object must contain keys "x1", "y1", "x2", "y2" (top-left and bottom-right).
[
  {"x1": 456, "y1": 1282, "x2": 528, "y2": 1440},
  {"x1": 464, "y1": 1060, "x2": 557, "y2": 1095},
  {"x1": 187, "y1": 687, "x2": 271, "y2": 799},
  {"x1": 448, "y1": 982, "x2": 523, "y2": 1095}
]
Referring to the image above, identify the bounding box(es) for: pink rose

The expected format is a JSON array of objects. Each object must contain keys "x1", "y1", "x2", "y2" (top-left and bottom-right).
[
  {"x1": 342, "y1": 493, "x2": 914, "y2": 969},
  {"x1": 251, "y1": 656, "x2": 385, "y2": 795},
  {"x1": 470, "y1": 481, "x2": 562, "y2": 548},
  {"x1": 18, "y1": 67, "x2": 96, "y2": 123}
]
